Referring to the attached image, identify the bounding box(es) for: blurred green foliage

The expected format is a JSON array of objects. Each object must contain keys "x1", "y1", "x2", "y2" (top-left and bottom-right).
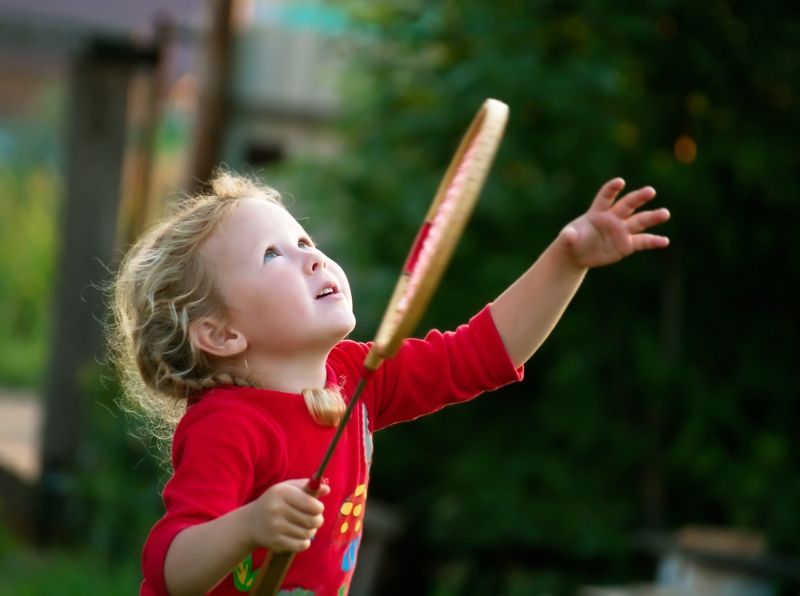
[
  {"x1": 272, "y1": 0, "x2": 800, "y2": 593},
  {"x1": 0, "y1": 83, "x2": 63, "y2": 387},
  {"x1": 0, "y1": 367, "x2": 162, "y2": 595},
  {"x1": 0, "y1": 1, "x2": 797, "y2": 593},
  {"x1": 0, "y1": 534, "x2": 140, "y2": 596},
  {"x1": 0, "y1": 166, "x2": 57, "y2": 387},
  {"x1": 68, "y1": 367, "x2": 165, "y2": 562}
]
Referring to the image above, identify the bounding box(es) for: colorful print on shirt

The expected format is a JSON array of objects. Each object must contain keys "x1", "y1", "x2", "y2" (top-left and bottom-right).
[
  {"x1": 233, "y1": 553, "x2": 258, "y2": 591},
  {"x1": 232, "y1": 553, "x2": 317, "y2": 595},
  {"x1": 334, "y1": 483, "x2": 366, "y2": 574}
]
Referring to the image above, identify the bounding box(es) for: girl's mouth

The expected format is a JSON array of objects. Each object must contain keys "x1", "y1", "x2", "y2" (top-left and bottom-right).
[{"x1": 316, "y1": 283, "x2": 340, "y2": 299}]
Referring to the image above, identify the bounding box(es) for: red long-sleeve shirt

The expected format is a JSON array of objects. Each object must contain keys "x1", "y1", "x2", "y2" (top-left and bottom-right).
[{"x1": 141, "y1": 305, "x2": 523, "y2": 595}]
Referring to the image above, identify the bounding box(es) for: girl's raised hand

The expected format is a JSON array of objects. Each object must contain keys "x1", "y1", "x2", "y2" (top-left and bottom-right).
[
  {"x1": 246, "y1": 478, "x2": 330, "y2": 554},
  {"x1": 559, "y1": 178, "x2": 670, "y2": 268}
]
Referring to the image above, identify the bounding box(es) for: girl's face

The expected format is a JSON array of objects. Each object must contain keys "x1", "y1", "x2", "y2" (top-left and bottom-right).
[{"x1": 203, "y1": 198, "x2": 356, "y2": 357}]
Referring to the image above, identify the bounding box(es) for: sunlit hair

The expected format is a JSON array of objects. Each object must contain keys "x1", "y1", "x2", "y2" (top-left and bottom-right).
[{"x1": 109, "y1": 171, "x2": 346, "y2": 449}]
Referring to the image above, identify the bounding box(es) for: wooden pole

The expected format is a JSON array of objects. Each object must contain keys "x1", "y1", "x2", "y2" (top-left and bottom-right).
[
  {"x1": 117, "y1": 17, "x2": 173, "y2": 248},
  {"x1": 36, "y1": 40, "x2": 143, "y2": 544},
  {"x1": 186, "y1": 0, "x2": 236, "y2": 193}
]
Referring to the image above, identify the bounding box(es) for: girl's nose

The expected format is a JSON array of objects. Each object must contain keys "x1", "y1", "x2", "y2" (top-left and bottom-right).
[{"x1": 305, "y1": 250, "x2": 326, "y2": 274}]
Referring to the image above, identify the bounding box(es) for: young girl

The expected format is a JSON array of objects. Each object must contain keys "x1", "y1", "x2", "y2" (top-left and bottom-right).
[{"x1": 112, "y1": 172, "x2": 669, "y2": 596}]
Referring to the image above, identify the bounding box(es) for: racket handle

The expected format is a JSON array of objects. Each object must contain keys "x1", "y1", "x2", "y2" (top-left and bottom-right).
[
  {"x1": 250, "y1": 551, "x2": 294, "y2": 596},
  {"x1": 306, "y1": 476, "x2": 322, "y2": 493},
  {"x1": 363, "y1": 345, "x2": 384, "y2": 371},
  {"x1": 250, "y1": 478, "x2": 321, "y2": 595}
]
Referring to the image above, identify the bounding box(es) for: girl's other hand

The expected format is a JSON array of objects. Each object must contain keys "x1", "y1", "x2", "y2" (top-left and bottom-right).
[
  {"x1": 559, "y1": 178, "x2": 671, "y2": 268},
  {"x1": 246, "y1": 478, "x2": 330, "y2": 553}
]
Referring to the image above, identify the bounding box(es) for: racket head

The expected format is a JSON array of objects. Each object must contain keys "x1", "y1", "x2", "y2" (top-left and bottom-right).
[{"x1": 366, "y1": 98, "x2": 509, "y2": 367}]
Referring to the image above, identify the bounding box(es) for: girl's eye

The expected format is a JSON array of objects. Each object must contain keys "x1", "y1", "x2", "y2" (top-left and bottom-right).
[
  {"x1": 298, "y1": 238, "x2": 315, "y2": 249},
  {"x1": 263, "y1": 247, "x2": 279, "y2": 262}
]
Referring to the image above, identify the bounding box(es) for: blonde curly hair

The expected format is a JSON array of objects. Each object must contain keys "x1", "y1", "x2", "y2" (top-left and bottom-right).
[{"x1": 109, "y1": 172, "x2": 345, "y2": 447}]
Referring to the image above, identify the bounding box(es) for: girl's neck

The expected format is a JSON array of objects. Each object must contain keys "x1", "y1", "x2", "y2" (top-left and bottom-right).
[{"x1": 236, "y1": 350, "x2": 329, "y2": 394}]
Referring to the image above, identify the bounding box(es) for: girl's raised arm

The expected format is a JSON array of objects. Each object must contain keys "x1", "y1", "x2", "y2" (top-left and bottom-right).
[{"x1": 490, "y1": 178, "x2": 670, "y2": 368}]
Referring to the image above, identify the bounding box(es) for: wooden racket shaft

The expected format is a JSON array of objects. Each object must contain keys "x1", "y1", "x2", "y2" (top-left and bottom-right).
[{"x1": 251, "y1": 98, "x2": 508, "y2": 595}]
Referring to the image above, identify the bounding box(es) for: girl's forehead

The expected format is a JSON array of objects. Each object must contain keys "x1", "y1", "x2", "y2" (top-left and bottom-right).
[
  {"x1": 206, "y1": 198, "x2": 305, "y2": 259},
  {"x1": 230, "y1": 197, "x2": 304, "y2": 234}
]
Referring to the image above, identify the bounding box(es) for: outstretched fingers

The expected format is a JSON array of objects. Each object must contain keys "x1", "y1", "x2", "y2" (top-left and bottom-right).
[
  {"x1": 612, "y1": 186, "x2": 657, "y2": 218},
  {"x1": 627, "y1": 201, "x2": 670, "y2": 252},
  {"x1": 590, "y1": 177, "x2": 626, "y2": 211},
  {"x1": 632, "y1": 233, "x2": 670, "y2": 251},
  {"x1": 626, "y1": 207, "x2": 671, "y2": 234}
]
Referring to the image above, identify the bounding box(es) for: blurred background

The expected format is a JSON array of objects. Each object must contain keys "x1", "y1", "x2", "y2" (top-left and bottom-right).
[{"x1": 0, "y1": 0, "x2": 798, "y2": 594}]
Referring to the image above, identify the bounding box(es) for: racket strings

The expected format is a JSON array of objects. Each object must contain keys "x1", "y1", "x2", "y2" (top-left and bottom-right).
[{"x1": 397, "y1": 134, "x2": 482, "y2": 314}]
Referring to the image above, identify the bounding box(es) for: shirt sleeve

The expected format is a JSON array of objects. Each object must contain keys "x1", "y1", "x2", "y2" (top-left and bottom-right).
[
  {"x1": 330, "y1": 304, "x2": 523, "y2": 432},
  {"x1": 140, "y1": 400, "x2": 285, "y2": 596}
]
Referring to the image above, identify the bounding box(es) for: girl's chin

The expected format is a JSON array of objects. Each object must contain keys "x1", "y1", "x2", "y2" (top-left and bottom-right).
[
  {"x1": 313, "y1": 314, "x2": 356, "y2": 348},
  {"x1": 334, "y1": 316, "x2": 357, "y2": 340}
]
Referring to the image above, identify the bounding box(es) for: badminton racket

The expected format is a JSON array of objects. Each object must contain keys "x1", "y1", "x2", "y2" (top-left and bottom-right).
[{"x1": 251, "y1": 97, "x2": 509, "y2": 595}]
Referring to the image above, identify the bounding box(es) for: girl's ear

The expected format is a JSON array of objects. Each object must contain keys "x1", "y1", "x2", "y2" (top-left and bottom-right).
[{"x1": 190, "y1": 317, "x2": 247, "y2": 358}]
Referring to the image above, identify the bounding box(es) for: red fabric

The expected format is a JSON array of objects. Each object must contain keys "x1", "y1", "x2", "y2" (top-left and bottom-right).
[{"x1": 140, "y1": 305, "x2": 522, "y2": 595}]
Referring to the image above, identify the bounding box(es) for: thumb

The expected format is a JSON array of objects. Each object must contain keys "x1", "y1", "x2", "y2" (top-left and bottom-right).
[{"x1": 315, "y1": 482, "x2": 331, "y2": 498}]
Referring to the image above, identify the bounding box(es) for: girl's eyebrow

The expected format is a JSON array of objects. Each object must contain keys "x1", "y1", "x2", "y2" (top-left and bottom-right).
[
  {"x1": 294, "y1": 225, "x2": 314, "y2": 244},
  {"x1": 249, "y1": 231, "x2": 264, "y2": 249},
  {"x1": 249, "y1": 233, "x2": 274, "y2": 261}
]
